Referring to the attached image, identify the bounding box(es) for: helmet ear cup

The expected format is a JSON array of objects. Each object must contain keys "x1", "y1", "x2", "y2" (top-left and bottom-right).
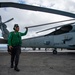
[
  {"x1": 13, "y1": 27, "x2": 15, "y2": 30},
  {"x1": 13, "y1": 27, "x2": 16, "y2": 30}
]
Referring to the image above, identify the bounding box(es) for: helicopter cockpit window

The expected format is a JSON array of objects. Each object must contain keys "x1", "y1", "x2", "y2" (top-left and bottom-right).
[{"x1": 45, "y1": 25, "x2": 73, "y2": 36}]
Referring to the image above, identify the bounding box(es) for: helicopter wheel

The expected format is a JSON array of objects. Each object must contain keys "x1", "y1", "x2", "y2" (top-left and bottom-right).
[
  {"x1": 33, "y1": 48, "x2": 36, "y2": 51},
  {"x1": 38, "y1": 48, "x2": 41, "y2": 50},
  {"x1": 53, "y1": 49, "x2": 57, "y2": 54}
]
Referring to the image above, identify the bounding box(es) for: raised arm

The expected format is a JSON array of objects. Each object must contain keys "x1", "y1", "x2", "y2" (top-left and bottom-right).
[{"x1": 20, "y1": 27, "x2": 28, "y2": 36}]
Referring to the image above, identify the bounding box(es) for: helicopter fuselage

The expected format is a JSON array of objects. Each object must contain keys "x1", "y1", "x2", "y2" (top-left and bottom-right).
[{"x1": 22, "y1": 25, "x2": 75, "y2": 50}]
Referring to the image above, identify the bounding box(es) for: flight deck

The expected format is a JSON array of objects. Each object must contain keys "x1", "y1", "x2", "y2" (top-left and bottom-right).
[{"x1": 0, "y1": 51, "x2": 75, "y2": 75}]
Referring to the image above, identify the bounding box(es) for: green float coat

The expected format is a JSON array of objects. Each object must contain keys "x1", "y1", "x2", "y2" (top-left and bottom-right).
[{"x1": 8, "y1": 30, "x2": 28, "y2": 46}]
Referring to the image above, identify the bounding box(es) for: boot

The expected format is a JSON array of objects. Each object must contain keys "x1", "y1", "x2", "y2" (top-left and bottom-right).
[
  {"x1": 14, "y1": 66, "x2": 20, "y2": 72},
  {"x1": 10, "y1": 63, "x2": 14, "y2": 68}
]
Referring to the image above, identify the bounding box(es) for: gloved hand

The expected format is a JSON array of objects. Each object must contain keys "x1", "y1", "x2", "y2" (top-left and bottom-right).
[{"x1": 25, "y1": 27, "x2": 28, "y2": 30}]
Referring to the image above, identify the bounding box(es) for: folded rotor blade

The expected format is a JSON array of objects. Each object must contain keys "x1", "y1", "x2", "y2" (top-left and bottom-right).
[
  {"x1": 0, "y1": 2, "x2": 75, "y2": 18},
  {"x1": 26, "y1": 18, "x2": 75, "y2": 28},
  {"x1": 4, "y1": 18, "x2": 14, "y2": 23},
  {"x1": 0, "y1": 16, "x2": 2, "y2": 23},
  {"x1": 36, "y1": 22, "x2": 75, "y2": 33}
]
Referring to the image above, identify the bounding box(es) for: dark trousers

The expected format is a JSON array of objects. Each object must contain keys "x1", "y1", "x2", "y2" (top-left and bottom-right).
[{"x1": 11, "y1": 46, "x2": 21, "y2": 68}]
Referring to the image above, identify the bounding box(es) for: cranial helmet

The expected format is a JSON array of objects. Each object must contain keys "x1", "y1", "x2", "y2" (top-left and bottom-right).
[{"x1": 13, "y1": 24, "x2": 19, "y2": 30}]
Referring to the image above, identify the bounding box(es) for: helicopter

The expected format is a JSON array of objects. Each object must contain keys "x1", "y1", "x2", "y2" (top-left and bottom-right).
[
  {"x1": 0, "y1": 15, "x2": 14, "y2": 44},
  {"x1": 0, "y1": 2, "x2": 75, "y2": 54},
  {"x1": 22, "y1": 22, "x2": 75, "y2": 54}
]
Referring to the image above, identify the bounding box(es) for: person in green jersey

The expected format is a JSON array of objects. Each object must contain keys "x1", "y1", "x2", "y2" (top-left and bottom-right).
[{"x1": 8, "y1": 24, "x2": 28, "y2": 72}]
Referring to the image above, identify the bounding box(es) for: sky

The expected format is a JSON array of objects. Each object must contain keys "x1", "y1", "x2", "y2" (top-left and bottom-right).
[{"x1": 0, "y1": 0, "x2": 75, "y2": 39}]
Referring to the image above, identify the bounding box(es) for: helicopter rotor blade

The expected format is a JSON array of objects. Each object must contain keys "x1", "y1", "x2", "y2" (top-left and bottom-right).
[
  {"x1": 0, "y1": 16, "x2": 2, "y2": 23},
  {"x1": 0, "y1": 2, "x2": 75, "y2": 18},
  {"x1": 36, "y1": 22, "x2": 75, "y2": 33},
  {"x1": 26, "y1": 18, "x2": 75, "y2": 28},
  {"x1": 3, "y1": 18, "x2": 14, "y2": 23}
]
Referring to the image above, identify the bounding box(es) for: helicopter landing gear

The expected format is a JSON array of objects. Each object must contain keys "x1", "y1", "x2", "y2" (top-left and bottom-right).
[
  {"x1": 53, "y1": 48, "x2": 57, "y2": 54},
  {"x1": 33, "y1": 48, "x2": 36, "y2": 50},
  {"x1": 38, "y1": 48, "x2": 41, "y2": 50}
]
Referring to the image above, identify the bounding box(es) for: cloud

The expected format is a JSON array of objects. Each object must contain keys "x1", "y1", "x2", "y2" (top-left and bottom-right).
[{"x1": 17, "y1": 0, "x2": 26, "y2": 4}]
